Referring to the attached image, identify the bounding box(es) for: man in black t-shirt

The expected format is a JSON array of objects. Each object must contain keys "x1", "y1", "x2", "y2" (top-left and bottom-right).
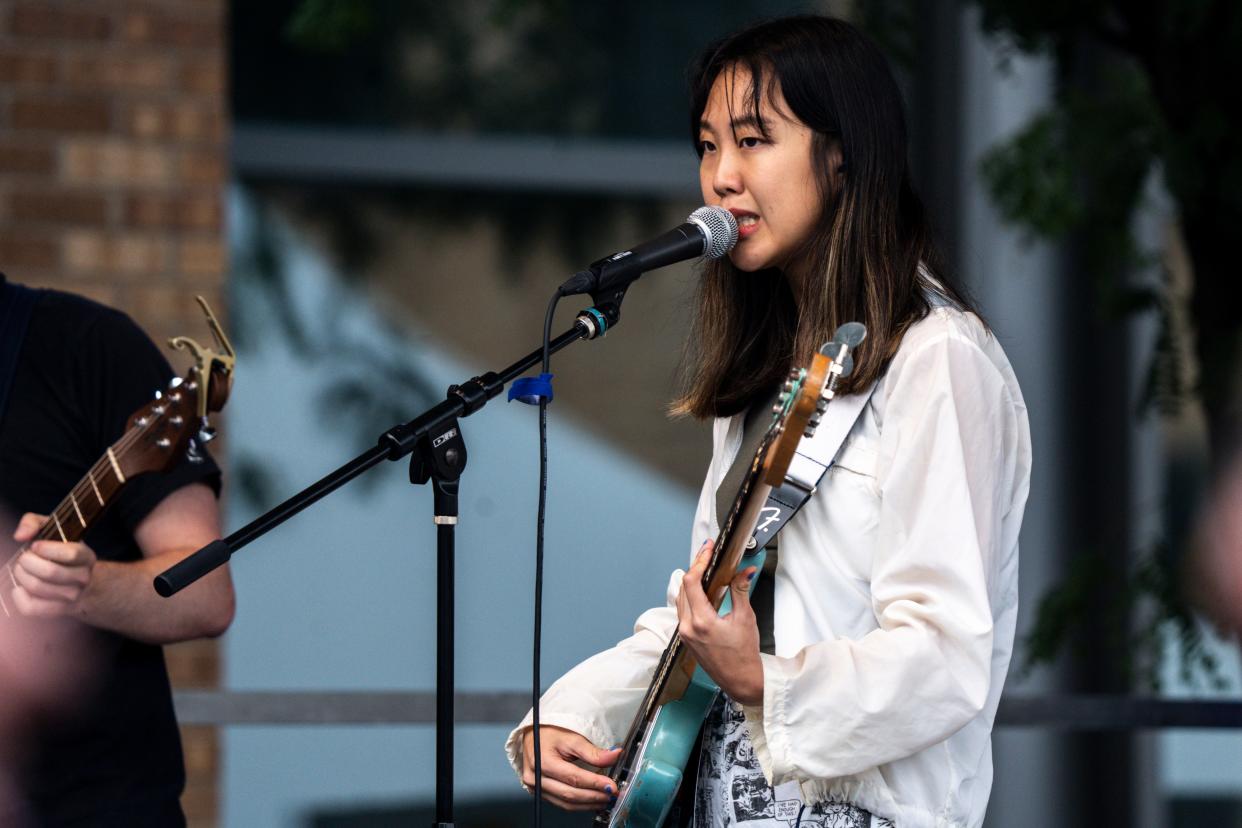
[{"x1": 0, "y1": 274, "x2": 235, "y2": 827}]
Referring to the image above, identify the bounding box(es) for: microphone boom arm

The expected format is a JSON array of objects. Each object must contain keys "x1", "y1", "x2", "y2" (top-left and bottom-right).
[{"x1": 154, "y1": 299, "x2": 631, "y2": 596}]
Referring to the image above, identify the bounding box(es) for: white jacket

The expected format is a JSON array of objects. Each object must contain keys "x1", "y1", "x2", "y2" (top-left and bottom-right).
[{"x1": 507, "y1": 306, "x2": 1032, "y2": 828}]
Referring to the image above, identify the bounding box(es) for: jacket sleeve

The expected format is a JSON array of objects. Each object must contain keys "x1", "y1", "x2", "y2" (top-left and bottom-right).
[
  {"x1": 504, "y1": 417, "x2": 729, "y2": 783},
  {"x1": 743, "y1": 324, "x2": 1023, "y2": 783}
]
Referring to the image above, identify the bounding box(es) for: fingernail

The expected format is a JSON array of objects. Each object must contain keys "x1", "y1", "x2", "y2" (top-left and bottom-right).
[
  {"x1": 747, "y1": 570, "x2": 757, "y2": 582},
  {"x1": 605, "y1": 785, "x2": 613, "y2": 794}
]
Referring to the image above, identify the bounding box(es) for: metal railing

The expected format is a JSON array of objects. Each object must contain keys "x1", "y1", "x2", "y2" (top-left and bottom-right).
[{"x1": 173, "y1": 690, "x2": 1242, "y2": 730}]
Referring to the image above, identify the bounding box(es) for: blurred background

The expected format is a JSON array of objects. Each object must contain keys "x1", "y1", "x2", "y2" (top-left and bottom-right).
[{"x1": 2, "y1": 0, "x2": 1240, "y2": 825}]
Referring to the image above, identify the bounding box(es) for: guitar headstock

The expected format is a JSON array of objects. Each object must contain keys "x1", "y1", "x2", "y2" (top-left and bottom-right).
[
  {"x1": 761, "y1": 322, "x2": 866, "y2": 485},
  {"x1": 118, "y1": 370, "x2": 206, "y2": 479},
  {"x1": 114, "y1": 296, "x2": 236, "y2": 480}
]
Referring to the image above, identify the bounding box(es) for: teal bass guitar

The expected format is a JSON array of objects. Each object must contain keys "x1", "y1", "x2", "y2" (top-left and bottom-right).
[{"x1": 595, "y1": 346, "x2": 846, "y2": 827}]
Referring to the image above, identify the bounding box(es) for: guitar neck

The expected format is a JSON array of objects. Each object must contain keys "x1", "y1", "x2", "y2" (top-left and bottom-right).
[
  {"x1": 609, "y1": 462, "x2": 774, "y2": 781},
  {"x1": 598, "y1": 350, "x2": 850, "y2": 824},
  {"x1": 0, "y1": 441, "x2": 130, "y2": 617},
  {"x1": 654, "y1": 474, "x2": 773, "y2": 706}
]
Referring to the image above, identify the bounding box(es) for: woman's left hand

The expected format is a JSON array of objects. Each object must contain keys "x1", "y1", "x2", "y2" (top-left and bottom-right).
[{"x1": 676, "y1": 541, "x2": 764, "y2": 706}]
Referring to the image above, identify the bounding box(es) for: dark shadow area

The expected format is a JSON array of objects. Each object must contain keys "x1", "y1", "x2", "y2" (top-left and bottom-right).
[
  {"x1": 1169, "y1": 796, "x2": 1242, "y2": 828},
  {"x1": 309, "y1": 797, "x2": 590, "y2": 827}
]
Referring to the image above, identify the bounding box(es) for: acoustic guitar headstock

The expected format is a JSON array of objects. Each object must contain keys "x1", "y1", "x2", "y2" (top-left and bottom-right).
[
  {"x1": 118, "y1": 369, "x2": 209, "y2": 479},
  {"x1": 116, "y1": 296, "x2": 236, "y2": 478}
]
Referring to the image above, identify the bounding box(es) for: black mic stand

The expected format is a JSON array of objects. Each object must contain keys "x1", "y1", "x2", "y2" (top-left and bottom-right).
[{"x1": 154, "y1": 289, "x2": 631, "y2": 828}]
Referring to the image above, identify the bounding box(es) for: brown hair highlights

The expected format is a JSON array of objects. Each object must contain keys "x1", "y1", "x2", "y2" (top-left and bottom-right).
[{"x1": 673, "y1": 15, "x2": 980, "y2": 419}]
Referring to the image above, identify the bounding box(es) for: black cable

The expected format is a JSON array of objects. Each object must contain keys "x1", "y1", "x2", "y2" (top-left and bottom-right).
[{"x1": 532, "y1": 289, "x2": 561, "y2": 827}]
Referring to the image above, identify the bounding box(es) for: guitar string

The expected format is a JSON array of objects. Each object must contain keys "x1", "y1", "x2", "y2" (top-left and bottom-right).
[
  {"x1": 608, "y1": 403, "x2": 791, "y2": 803},
  {"x1": 603, "y1": 368, "x2": 825, "y2": 812},
  {"x1": 31, "y1": 394, "x2": 169, "y2": 544},
  {"x1": 607, "y1": 437, "x2": 769, "y2": 804},
  {"x1": 5, "y1": 381, "x2": 197, "y2": 603},
  {"x1": 53, "y1": 382, "x2": 190, "y2": 537}
]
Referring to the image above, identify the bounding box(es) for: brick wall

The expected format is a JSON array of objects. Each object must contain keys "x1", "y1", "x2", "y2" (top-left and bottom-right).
[{"x1": 0, "y1": 2, "x2": 228, "y2": 825}]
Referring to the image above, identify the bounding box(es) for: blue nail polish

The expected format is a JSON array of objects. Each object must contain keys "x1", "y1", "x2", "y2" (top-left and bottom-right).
[
  {"x1": 605, "y1": 785, "x2": 613, "y2": 795},
  {"x1": 747, "y1": 570, "x2": 757, "y2": 581}
]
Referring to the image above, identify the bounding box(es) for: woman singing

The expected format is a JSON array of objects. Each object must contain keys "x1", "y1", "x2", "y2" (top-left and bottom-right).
[{"x1": 507, "y1": 15, "x2": 1031, "y2": 828}]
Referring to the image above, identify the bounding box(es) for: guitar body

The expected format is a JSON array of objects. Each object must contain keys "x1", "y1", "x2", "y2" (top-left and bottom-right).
[{"x1": 610, "y1": 548, "x2": 767, "y2": 828}]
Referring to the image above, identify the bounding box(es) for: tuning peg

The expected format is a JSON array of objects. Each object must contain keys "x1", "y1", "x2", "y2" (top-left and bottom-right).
[
  {"x1": 804, "y1": 411, "x2": 824, "y2": 438},
  {"x1": 186, "y1": 438, "x2": 204, "y2": 464},
  {"x1": 169, "y1": 376, "x2": 183, "y2": 389},
  {"x1": 772, "y1": 401, "x2": 784, "y2": 415},
  {"x1": 197, "y1": 424, "x2": 217, "y2": 444},
  {"x1": 154, "y1": 389, "x2": 163, "y2": 400}
]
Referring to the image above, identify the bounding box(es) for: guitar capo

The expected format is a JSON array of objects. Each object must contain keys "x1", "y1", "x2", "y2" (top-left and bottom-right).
[{"x1": 167, "y1": 295, "x2": 236, "y2": 427}]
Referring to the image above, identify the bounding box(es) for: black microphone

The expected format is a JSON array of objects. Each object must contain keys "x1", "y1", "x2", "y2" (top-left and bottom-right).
[{"x1": 557, "y1": 206, "x2": 738, "y2": 298}]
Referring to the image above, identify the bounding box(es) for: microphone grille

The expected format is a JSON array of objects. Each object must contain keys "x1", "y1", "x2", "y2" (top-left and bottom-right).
[{"x1": 688, "y1": 206, "x2": 739, "y2": 260}]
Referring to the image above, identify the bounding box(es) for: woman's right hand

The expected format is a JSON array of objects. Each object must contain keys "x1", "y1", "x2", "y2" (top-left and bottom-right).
[{"x1": 520, "y1": 725, "x2": 622, "y2": 811}]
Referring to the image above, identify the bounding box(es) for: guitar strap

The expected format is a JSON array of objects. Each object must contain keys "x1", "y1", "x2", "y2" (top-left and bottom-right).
[
  {"x1": 0, "y1": 278, "x2": 40, "y2": 428},
  {"x1": 743, "y1": 380, "x2": 877, "y2": 553},
  {"x1": 747, "y1": 283, "x2": 951, "y2": 551}
]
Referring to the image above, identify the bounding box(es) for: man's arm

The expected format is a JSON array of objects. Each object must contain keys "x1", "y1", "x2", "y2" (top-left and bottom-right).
[{"x1": 11, "y1": 482, "x2": 235, "y2": 644}]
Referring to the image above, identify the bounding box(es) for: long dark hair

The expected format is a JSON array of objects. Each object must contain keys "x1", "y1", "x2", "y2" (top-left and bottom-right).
[{"x1": 673, "y1": 15, "x2": 980, "y2": 419}]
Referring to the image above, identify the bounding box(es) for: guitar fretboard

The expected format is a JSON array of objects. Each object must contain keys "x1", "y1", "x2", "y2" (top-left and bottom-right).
[
  {"x1": 604, "y1": 432, "x2": 773, "y2": 801},
  {"x1": 0, "y1": 438, "x2": 137, "y2": 617}
]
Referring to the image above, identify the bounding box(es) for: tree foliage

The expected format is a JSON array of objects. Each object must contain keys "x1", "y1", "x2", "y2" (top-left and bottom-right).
[
  {"x1": 972, "y1": 0, "x2": 1242, "y2": 686},
  {"x1": 973, "y1": 0, "x2": 1242, "y2": 458}
]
